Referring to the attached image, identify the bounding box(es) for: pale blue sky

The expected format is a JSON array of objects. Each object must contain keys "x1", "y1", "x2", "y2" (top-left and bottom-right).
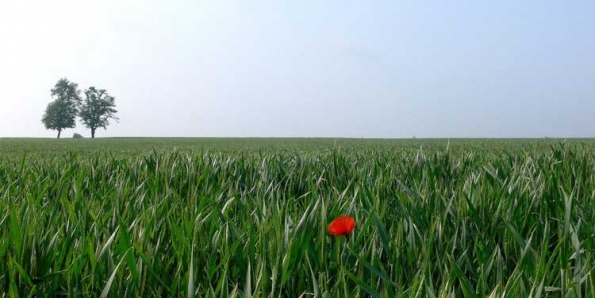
[{"x1": 0, "y1": 1, "x2": 593, "y2": 138}]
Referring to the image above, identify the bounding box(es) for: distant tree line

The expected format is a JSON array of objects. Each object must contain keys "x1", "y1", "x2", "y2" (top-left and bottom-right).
[{"x1": 42, "y1": 78, "x2": 118, "y2": 138}]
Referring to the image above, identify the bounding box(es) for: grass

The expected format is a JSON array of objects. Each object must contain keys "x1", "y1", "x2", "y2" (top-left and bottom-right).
[{"x1": 1, "y1": 138, "x2": 595, "y2": 297}]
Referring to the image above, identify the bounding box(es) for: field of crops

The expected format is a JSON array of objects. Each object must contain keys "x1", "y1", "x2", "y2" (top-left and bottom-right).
[{"x1": 1, "y1": 138, "x2": 595, "y2": 297}]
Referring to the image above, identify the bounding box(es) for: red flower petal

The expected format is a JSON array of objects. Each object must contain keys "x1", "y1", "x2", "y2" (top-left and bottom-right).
[{"x1": 328, "y1": 216, "x2": 356, "y2": 236}]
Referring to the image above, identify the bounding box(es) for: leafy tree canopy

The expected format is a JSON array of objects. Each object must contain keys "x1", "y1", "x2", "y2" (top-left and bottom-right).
[
  {"x1": 41, "y1": 78, "x2": 81, "y2": 138},
  {"x1": 51, "y1": 78, "x2": 82, "y2": 107},
  {"x1": 79, "y1": 87, "x2": 118, "y2": 138}
]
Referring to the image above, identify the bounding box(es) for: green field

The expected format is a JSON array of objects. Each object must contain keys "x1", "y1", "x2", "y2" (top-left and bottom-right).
[{"x1": 1, "y1": 138, "x2": 595, "y2": 297}]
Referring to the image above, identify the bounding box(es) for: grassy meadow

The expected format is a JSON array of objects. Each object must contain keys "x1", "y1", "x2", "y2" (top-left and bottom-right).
[{"x1": 1, "y1": 138, "x2": 595, "y2": 297}]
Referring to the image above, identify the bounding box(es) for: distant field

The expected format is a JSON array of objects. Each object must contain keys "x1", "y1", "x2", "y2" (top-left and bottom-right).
[
  {"x1": 1, "y1": 138, "x2": 595, "y2": 297},
  {"x1": 3, "y1": 137, "x2": 595, "y2": 158}
]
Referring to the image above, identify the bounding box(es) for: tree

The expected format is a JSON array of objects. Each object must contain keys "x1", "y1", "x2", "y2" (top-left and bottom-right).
[
  {"x1": 79, "y1": 87, "x2": 118, "y2": 138},
  {"x1": 41, "y1": 78, "x2": 81, "y2": 138}
]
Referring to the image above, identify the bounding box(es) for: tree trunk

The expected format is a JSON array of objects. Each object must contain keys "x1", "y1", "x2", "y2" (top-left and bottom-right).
[
  {"x1": 91, "y1": 128, "x2": 96, "y2": 138},
  {"x1": 57, "y1": 129, "x2": 61, "y2": 139}
]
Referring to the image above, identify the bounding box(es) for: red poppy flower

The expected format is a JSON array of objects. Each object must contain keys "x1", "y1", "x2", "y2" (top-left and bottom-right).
[{"x1": 328, "y1": 216, "x2": 356, "y2": 236}]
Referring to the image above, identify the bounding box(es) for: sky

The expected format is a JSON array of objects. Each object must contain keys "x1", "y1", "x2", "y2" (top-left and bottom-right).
[{"x1": 0, "y1": 1, "x2": 593, "y2": 138}]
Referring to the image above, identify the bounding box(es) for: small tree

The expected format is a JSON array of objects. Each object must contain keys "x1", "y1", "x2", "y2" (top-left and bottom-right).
[
  {"x1": 41, "y1": 78, "x2": 81, "y2": 138},
  {"x1": 79, "y1": 87, "x2": 118, "y2": 138}
]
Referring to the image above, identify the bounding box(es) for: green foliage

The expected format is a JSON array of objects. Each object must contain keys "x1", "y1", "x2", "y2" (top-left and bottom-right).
[
  {"x1": 41, "y1": 100, "x2": 73, "y2": 136},
  {"x1": 41, "y1": 78, "x2": 82, "y2": 138},
  {"x1": 79, "y1": 87, "x2": 118, "y2": 138},
  {"x1": 1, "y1": 138, "x2": 595, "y2": 297}
]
